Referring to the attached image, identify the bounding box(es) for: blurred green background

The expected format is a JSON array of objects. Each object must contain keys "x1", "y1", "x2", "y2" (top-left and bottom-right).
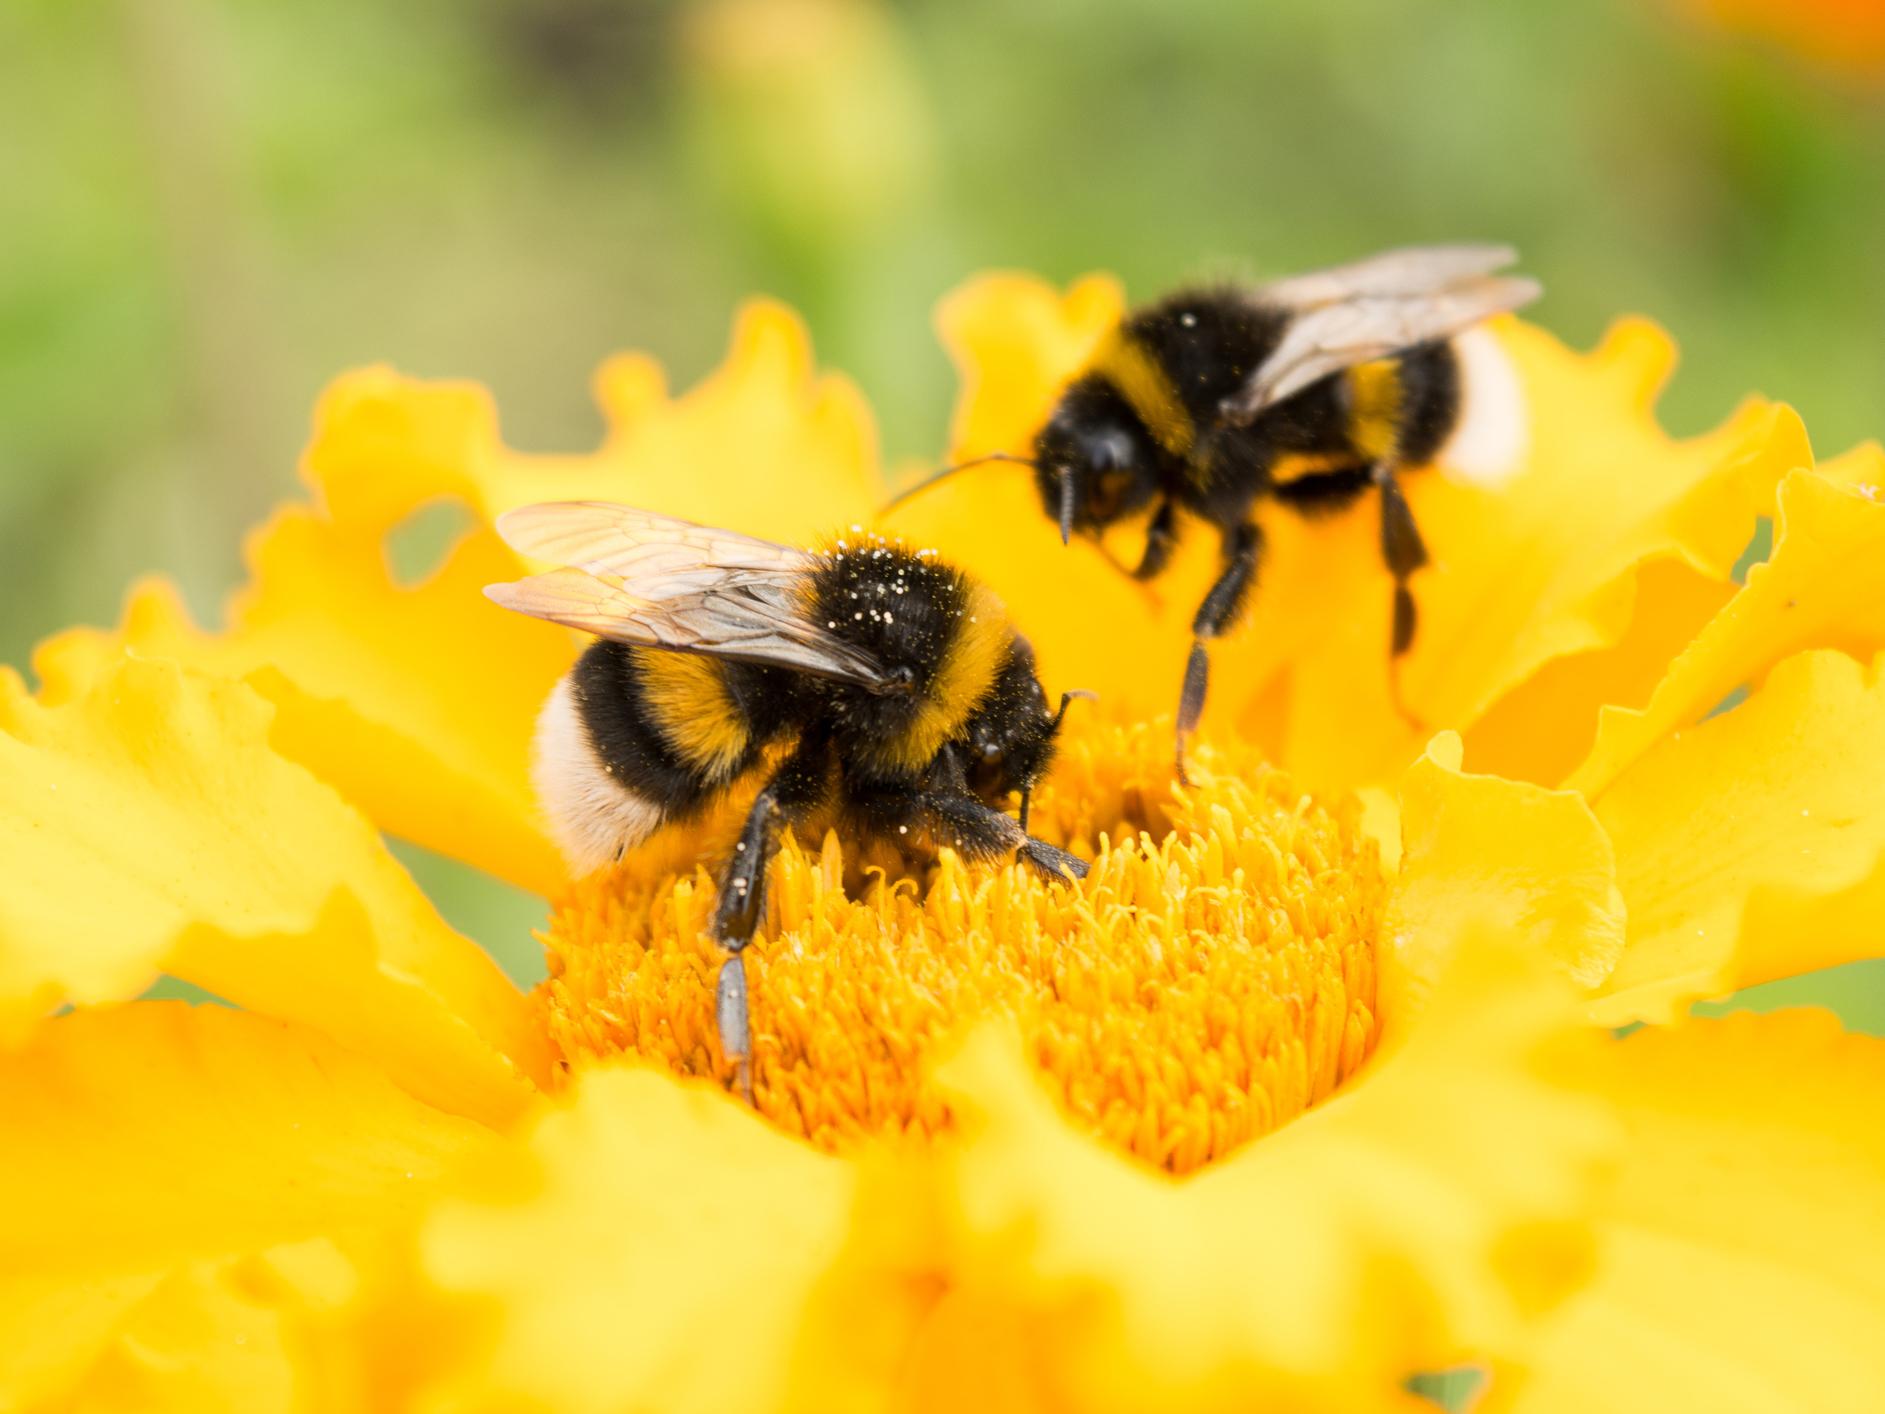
[{"x1": 5, "y1": 0, "x2": 1883, "y2": 1022}]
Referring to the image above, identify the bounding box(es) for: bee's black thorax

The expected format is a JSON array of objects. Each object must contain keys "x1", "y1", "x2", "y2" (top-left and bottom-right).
[
  {"x1": 1120, "y1": 290, "x2": 1289, "y2": 428},
  {"x1": 802, "y1": 536, "x2": 963, "y2": 761},
  {"x1": 800, "y1": 534, "x2": 1022, "y2": 785},
  {"x1": 1044, "y1": 291, "x2": 1465, "y2": 541}
]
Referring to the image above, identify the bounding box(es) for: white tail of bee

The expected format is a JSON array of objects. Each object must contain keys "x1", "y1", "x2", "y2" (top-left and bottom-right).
[{"x1": 1441, "y1": 325, "x2": 1529, "y2": 489}]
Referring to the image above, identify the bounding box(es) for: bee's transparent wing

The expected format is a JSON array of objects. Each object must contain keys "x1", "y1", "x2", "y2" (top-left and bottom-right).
[
  {"x1": 485, "y1": 502, "x2": 894, "y2": 688},
  {"x1": 1222, "y1": 245, "x2": 1540, "y2": 425},
  {"x1": 1255, "y1": 243, "x2": 1521, "y2": 306}
]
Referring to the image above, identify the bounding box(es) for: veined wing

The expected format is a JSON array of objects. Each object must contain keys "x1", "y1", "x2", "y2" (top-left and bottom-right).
[
  {"x1": 1221, "y1": 245, "x2": 1540, "y2": 424},
  {"x1": 486, "y1": 502, "x2": 894, "y2": 689}
]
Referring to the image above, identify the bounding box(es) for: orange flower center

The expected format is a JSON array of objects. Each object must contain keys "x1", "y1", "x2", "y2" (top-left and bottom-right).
[{"x1": 537, "y1": 720, "x2": 1386, "y2": 1173}]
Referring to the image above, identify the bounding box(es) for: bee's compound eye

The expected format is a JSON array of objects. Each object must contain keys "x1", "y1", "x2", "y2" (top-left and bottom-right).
[
  {"x1": 1090, "y1": 428, "x2": 1136, "y2": 472},
  {"x1": 981, "y1": 742, "x2": 1003, "y2": 763}
]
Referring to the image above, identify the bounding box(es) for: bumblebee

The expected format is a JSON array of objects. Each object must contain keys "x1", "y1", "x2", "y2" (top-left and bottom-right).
[
  {"x1": 894, "y1": 243, "x2": 1539, "y2": 777},
  {"x1": 485, "y1": 502, "x2": 1087, "y2": 1092}
]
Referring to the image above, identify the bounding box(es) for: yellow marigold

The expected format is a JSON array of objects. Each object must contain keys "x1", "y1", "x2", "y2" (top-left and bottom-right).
[{"x1": 7, "y1": 272, "x2": 1885, "y2": 1413}]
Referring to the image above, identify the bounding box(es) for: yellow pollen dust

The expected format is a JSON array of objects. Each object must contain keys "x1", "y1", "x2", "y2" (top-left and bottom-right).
[{"x1": 537, "y1": 720, "x2": 1386, "y2": 1174}]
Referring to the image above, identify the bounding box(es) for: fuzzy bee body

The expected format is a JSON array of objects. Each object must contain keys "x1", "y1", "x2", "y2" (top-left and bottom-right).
[
  {"x1": 1014, "y1": 244, "x2": 1541, "y2": 775},
  {"x1": 532, "y1": 651, "x2": 788, "y2": 876},
  {"x1": 487, "y1": 503, "x2": 1085, "y2": 1089},
  {"x1": 1060, "y1": 293, "x2": 1469, "y2": 530}
]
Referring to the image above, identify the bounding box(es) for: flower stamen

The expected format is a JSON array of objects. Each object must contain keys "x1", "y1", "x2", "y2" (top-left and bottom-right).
[{"x1": 539, "y1": 721, "x2": 1385, "y2": 1173}]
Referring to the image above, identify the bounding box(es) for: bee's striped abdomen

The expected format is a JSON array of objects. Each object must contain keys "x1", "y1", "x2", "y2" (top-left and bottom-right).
[
  {"x1": 533, "y1": 641, "x2": 786, "y2": 877},
  {"x1": 532, "y1": 673, "x2": 665, "y2": 877},
  {"x1": 638, "y1": 651, "x2": 756, "y2": 782}
]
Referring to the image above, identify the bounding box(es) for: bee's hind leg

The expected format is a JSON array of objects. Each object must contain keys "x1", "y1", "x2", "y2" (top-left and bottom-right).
[
  {"x1": 1178, "y1": 521, "x2": 1264, "y2": 785},
  {"x1": 710, "y1": 734, "x2": 831, "y2": 1102},
  {"x1": 1372, "y1": 463, "x2": 1430, "y2": 728}
]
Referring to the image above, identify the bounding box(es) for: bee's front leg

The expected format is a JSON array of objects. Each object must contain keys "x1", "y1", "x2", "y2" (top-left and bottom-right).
[
  {"x1": 854, "y1": 779, "x2": 1089, "y2": 884},
  {"x1": 921, "y1": 789, "x2": 1089, "y2": 884}
]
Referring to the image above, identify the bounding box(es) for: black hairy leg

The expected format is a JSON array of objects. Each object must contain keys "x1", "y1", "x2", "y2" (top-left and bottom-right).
[
  {"x1": 711, "y1": 731, "x2": 831, "y2": 1099},
  {"x1": 1372, "y1": 463, "x2": 1430, "y2": 726},
  {"x1": 852, "y1": 780, "x2": 1088, "y2": 885},
  {"x1": 1177, "y1": 521, "x2": 1264, "y2": 785},
  {"x1": 926, "y1": 789, "x2": 1087, "y2": 883}
]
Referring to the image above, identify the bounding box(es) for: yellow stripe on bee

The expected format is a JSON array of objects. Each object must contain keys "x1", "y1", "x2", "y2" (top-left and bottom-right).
[
  {"x1": 1346, "y1": 358, "x2": 1403, "y2": 463},
  {"x1": 865, "y1": 583, "x2": 1009, "y2": 775},
  {"x1": 639, "y1": 650, "x2": 752, "y2": 781},
  {"x1": 1093, "y1": 328, "x2": 1195, "y2": 457}
]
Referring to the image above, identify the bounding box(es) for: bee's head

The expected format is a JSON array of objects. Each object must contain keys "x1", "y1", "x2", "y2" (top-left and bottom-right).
[
  {"x1": 1033, "y1": 378, "x2": 1163, "y2": 544},
  {"x1": 962, "y1": 642, "x2": 1093, "y2": 826}
]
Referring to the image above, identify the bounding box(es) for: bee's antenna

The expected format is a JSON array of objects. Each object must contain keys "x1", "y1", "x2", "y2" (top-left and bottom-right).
[
  {"x1": 1052, "y1": 688, "x2": 1098, "y2": 731},
  {"x1": 882, "y1": 451, "x2": 1039, "y2": 511},
  {"x1": 1057, "y1": 467, "x2": 1077, "y2": 545}
]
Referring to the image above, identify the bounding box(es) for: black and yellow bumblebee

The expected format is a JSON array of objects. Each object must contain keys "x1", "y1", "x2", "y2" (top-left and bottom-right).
[
  {"x1": 485, "y1": 502, "x2": 1087, "y2": 1088},
  {"x1": 894, "y1": 243, "x2": 1539, "y2": 777}
]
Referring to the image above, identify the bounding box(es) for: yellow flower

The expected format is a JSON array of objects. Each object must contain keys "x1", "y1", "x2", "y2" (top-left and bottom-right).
[{"x1": 8, "y1": 275, "x2": 1885, "y2": 1412}]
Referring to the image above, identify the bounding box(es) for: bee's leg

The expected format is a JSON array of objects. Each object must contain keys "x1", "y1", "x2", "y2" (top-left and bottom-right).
[
  {"x1": 710, "y1": 737, "x2": 830, "y2": 1102},
  {"x1": 924, "y1": 789, "x2": 1090, "y2": 883},
  {"x1": 855, "y1": 782, "x2": 1089, "y2": 885},
  {"x1": 1371, "y1": 462, "x2": 1430, "y2": 726},
  {"x1": 1133, "y1": 498, "x2": 1179, "y2": 580},
  {"x1": 1178, "y1": 521, "x2": 1264, "y2": 785}
]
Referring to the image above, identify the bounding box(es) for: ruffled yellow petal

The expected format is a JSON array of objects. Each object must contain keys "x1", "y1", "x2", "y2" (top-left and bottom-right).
[
  {"x1": 1817, "y1": 438, "x2": 1885, "y2": 491},
  {"x1": 918, "y1": 935, "x2": 1613, "y2": 1412},
  {"x1": 309, "y1": 302, "x2": 885, "y2": 543},
  {"x1": 409, "y1": 1065, "x2": 927, "y2": 1414},
  {"x1": 0, "y1": 1003, "x2": 491, "y2": 1408},
  {"x1": 904, "y1": 275, "x2": 1808, "y2": 796},
  {"x1": 1591, "y1": 648, "x2": 1885, "y2": 1023},
  {"x1": 1394, "y1": 327, "x2": 1800, "y2": 733},
  {"x1": 40, "y1": 302, "x2": 884, "y2": 893},
  {"x1": 37, "y1": 517, "x2": 572, "y2": 898},
  {"x1": 0, "y1": 656, "x2": 548, "y2": 1120},
  {"x1": 1516, "y1": 464, "x2": 1885, "y2": 1019},
  {"x1": 1570, "y1": 466, "x2": 1885, "y2": 797},
  {"x1": 934, "y1": 270, "x2": 1127, "y2": 461},
  {"x1": 1491, "y1": 1009, "x2": 1885, "y2": 1414},
  {"x1": 493, "y1": 302, "x2": 884, "y2": 542},
  {"x1": 0, "y1": 1271, "x2": 160, "y2": 1413},
  {"x1": 1390, "y1": 733, "x2": 1625, "y2": 1014},
  {"x1": 42, "y1": 1249, "x2": 351, "y2": 1414},
  {"x1": 1458, "y1": 557, "x2": 1737, "y2": 787}
]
